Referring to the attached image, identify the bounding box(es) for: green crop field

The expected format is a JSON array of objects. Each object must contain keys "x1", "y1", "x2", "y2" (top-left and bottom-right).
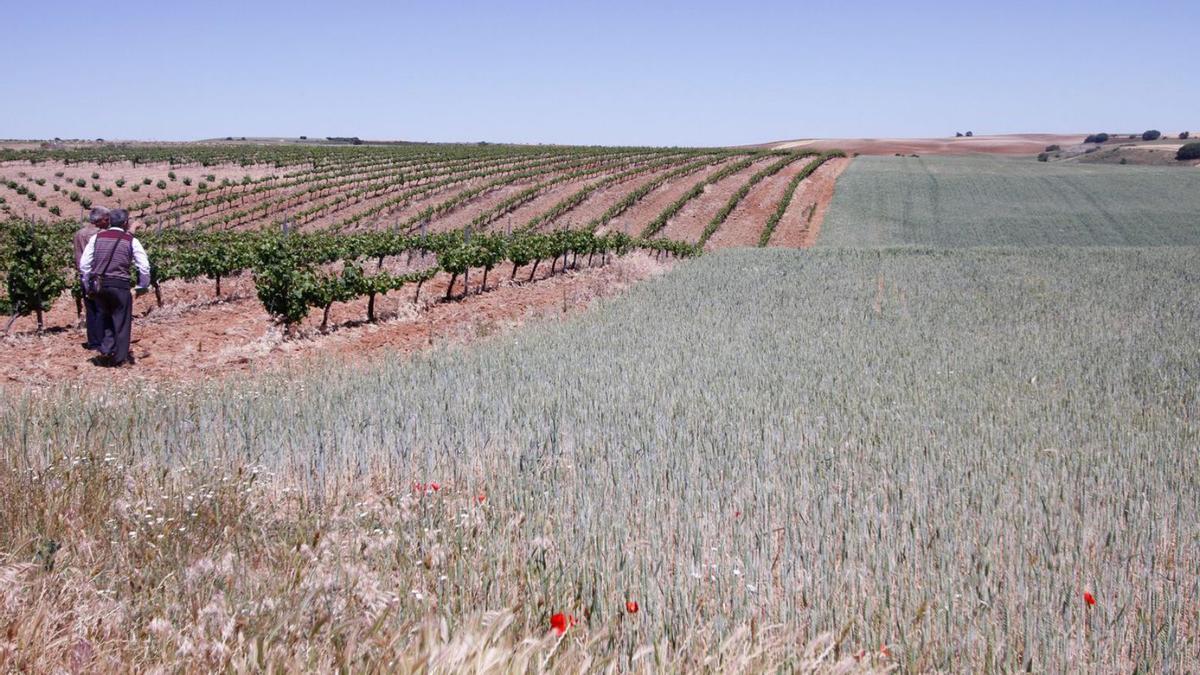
[
  {"x1": 818, "y1": 155, "x2": 1200, "y2": 247},
  {"x1": 3, "y1": 246, "x2": 1197, "y2": 671}
]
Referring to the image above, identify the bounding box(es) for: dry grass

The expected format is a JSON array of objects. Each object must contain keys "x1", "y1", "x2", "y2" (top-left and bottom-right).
[{"x1": 0, "y1": 456, "x2": 886, "y2": 673}]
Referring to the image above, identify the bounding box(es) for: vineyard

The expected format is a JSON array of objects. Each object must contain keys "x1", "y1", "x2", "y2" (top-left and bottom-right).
[
  {"x1": 0, "y1": 143, "x2": 846, "y2": 380},
  {"x1": 0, "y1": 144, "x2": 843, "y2": 243}
]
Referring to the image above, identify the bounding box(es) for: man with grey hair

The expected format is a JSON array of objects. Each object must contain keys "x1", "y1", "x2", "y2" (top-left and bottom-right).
[
  {"x1": 73, "y1": 206, "x2": 109, "y2": 350},
  {"x1": 79, "y1": 208, "x2": 151, "y2": 367}
]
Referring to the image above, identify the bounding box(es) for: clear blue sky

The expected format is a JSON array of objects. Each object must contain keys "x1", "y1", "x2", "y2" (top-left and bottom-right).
[{"x1": 3, "y1": 0, "x2": 1195, "y2": 146}]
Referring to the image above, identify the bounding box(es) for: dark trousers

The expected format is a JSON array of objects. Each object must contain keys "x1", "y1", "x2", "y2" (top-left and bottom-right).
[
  {"x1": 95, "y1": 283, "x2": 133, "y2": 365},
  {"x1": 81, "y1": 283, "x2": 104, "y2": 349}
]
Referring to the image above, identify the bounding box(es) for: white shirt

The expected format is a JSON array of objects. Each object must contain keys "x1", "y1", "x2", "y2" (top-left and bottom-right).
[{"x1": 79, "y1": 227, "x2": 151, "y2": 289}]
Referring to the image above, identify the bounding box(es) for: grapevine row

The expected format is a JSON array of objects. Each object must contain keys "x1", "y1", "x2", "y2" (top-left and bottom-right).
[
  {"x1": 583, "y1": 154, "x2": 734, "y2": 232},
  {"x1": 697, "y1": 152, "x2": 816, "y2": 246},
  {"x1": 518, "y1": 153, "x2": 720, "y2": 233},
  {"x1": 1, "y1": 219, "x2": 700, "y2": 336},
  {"x1": 356, "y1": 150, "x2": 654, "y2": 234},
  {"x1": 398, "y1": 150, "x2": 673, "y2": 233},
  {"x1": 638, "y1": 155, "x2": 771, "y2": 238},
  {"x1": 756, "y1": 152, "x2": 845, "y2": 247}
]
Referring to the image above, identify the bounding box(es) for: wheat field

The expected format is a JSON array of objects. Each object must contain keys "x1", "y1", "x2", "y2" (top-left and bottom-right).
[
  {"x1": 2, "y1": 246, "x2": 1196, "y2": 671},
  {"x1": 817, "y1": 155, "x2": 1200, "y2": 247}
]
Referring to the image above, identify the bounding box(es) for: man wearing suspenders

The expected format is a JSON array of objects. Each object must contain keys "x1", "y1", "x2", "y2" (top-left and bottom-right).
[{"x1": 78, "y1": 209, "x2": 151, "y2": 367}]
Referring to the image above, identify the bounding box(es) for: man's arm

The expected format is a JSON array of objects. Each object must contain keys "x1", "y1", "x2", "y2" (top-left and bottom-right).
[
  {"x1": 72, "y1": 231, "x2": 87, "y2": 270},
  {"x1": 79, "y1": 234, "x2": 97, "y2": 277},
  {"x1": 131, "y1": 237, "x2": 151, "y2": 289}
]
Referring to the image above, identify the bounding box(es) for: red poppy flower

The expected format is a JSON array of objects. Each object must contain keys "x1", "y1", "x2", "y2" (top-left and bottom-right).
[
  {"x1": 625, "y1": 600, "x2": 639, "y2": 614},
  {"x1": 550, "y1": 613, "x2": 576, "y2": 634},
  {"x1": 1084, "y1": 592, "x2": 1096, "y2": 606},
  {"x1": 430, "y1": 482, "x2": 441, "y2": 491},
  {"x1": 476, "y1": 493, "x2": 486, "y2": 503}
]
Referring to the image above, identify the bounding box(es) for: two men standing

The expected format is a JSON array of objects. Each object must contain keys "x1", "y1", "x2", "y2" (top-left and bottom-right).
[{"x1": 77, "y1": 208, "x2": 151, "y2": 367}]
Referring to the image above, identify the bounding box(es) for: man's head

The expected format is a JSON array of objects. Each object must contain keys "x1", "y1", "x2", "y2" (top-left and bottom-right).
[
  {"x1": 88, "y1": 206, "x2": 110, "y2": 228},
  {"x1": 108, "y1": 209, "x2": 130, "y2": 230}
]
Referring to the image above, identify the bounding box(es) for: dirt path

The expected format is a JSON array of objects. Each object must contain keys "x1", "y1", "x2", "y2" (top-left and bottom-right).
[
  {"x1": 658, "y1": 158, "x2": 776, "y2": 244},
  {"x1": 768, "y1": 157, "x2": 851, "y2": 248},
  {"x1": 597, "y1": 158, "x2": 738, "y2": 237},
  {"x1": 2, "y1": 253, "x2": 670, "y2": 387},
  {"x1": 703, "y1": 156, "x2": 813, "y2": 249}
]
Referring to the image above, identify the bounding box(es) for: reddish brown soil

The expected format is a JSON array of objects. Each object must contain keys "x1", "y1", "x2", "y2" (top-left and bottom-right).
[
  {"x1": 703, "y1": 156, "x2": 813, "y2": 249},
  {"x1": 481, "y1": 155, "x2": 678, "y2": 234},
  {"x1": 0, "y1": 155, "x2": 509, "y2": 232},
  {"x1": 424, "y1": 155, "x2": 661, "y2": 235},
  {"x1": 539, "y1": 160, "x2": 690, "y2": 231},
  {"x1": 299, "y1": 157, "x2": 542, "y2": 232},
  {"x1": 2, "y1": 253, "x2": 671, "y2": 387},
  {"x1": 341, "y1": 174, "x2": 498, "y2": 233},
  {"x1": 422, "y1": 176, "x2": 545, "y2": 233},
  {"x1": 326, "y1": 163, "x2": 543, "y2": 234},
  {"x1": 413, "y1": 156, "x2": 640, "y2": 234},
  {"x1": 254, "y1": 157, "x2": 512, "y2": 233},
  {"x1": 659, "y1": 158, "x2": 776, "y2": 243},
  {"x1": 768, "y1": 157, "x2": 851, "y2": 248},
  {"x1": 311, "y1": 155, "x2": 582, "y2": 232},
  {"x1": 485, "y1": 173, "x2": 610, "y2": 233},
  {"x1": 764, "y1": 133, "x2": 1086, "y2": 156},
  {"x1": 0, "y1": 161, "x2": 280, "y2": 223},
  {"x1": 597, "y1": 158, "x2": 737, "y2": 237}
]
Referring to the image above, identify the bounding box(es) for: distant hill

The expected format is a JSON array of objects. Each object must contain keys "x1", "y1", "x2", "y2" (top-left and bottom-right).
[{"x1": 756, "y1": 133, "x2": 1085, "y2": 155}]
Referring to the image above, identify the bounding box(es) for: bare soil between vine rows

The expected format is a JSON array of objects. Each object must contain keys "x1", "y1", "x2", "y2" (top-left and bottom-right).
[{"x1": 769, "y1": 157, "x2": 850, "y2": 248}]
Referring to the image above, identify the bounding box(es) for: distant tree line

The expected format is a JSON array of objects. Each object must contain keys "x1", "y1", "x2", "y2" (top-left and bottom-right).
[{"x1": 1084, "y1": 130, "x2": 1190, "y2": 144}]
